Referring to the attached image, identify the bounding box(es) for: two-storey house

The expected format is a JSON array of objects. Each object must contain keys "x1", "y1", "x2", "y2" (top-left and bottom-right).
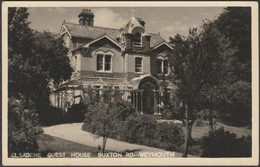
[{"x1": 50, "y1": 9, "x2": 175, "y2": 114}]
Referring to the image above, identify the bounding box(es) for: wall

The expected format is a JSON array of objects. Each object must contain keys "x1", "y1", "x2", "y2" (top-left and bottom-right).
[
  {"x1": 124, "y1": 53, "x2": 151, "y2": 80},
  {"x1": 78, "y1": 38, "x2": 124, "y2": 78}
]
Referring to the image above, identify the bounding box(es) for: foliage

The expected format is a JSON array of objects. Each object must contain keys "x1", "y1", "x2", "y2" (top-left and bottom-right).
[
  {"x1": 169, "y1": 20, "x2": 236, "y2": 156},
  {"x1": 119, "y1": 114, "x2": 185, "y2": 152},
  {"x1": 119, "y1": 114, "x2": 158, "y2": 145},
  {"x1": 66, "y1": 103, "x2": 89, "y2": 123},
  {"x1": 82, "y1": 100, "x2": 136, "y2": 152},
  {"x1": 200, "y1": 127, "x2": 251, "y2": 157},
  {"x1": 37, "y1": 104, "x2": 66, "y2": 126},
  {"x1": 83, "y1": 101, "x2": 185, "y2": 152},
  {"x1": 216, "y1": 7, "x2": 251, "y2": 82},
  {"x1": 8, "y1": 98, "x2": 43, "y2": 154},
  {"x1": 37, "y1": 103, "x2": 89, "y2": 126},
  {"x1": 218, "y1": 81, "x2": 251, "y2": 126},
  {"x1": 8, "y1": 7, "x2": 73, "y2": 111}
]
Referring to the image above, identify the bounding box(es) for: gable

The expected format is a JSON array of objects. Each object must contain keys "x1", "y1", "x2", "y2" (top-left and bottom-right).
[
  {"x1": 90, "y1": 38, "x2": 122, "y2": 52},
  {"x1": 82, "y1": 35, "x2": 123, "y2": 50},
  {"x1": 153, "y1": 44, "x2": 173, "y2": 55}
]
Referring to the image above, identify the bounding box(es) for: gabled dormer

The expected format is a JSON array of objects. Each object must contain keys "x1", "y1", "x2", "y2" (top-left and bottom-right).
[{"x1": 122, "y1": 16, "x2": 151, "y2": 53}]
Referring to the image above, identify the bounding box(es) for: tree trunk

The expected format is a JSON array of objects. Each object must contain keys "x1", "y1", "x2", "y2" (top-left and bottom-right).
[
  {"x1": 209, "y1": 110, "x2": 214, "y2": 131},
  {"x1": 182, "y1": 104, "x2": 194, "y2": 157},
  {"x1": 182, "y1": 120, "x2": 193, "y2": 157},
  {"x1": 101, "y1": 137, "x2": 107, "y2": 153}
]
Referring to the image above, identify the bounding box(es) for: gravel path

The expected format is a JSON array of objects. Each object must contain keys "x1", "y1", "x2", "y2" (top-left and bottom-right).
[{"x1": 43, "y1": 123, "x2": 184, "y2": 157}]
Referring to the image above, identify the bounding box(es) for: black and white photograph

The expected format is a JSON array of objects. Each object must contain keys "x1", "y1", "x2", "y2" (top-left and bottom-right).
[{"x1": 2, "y1": 1, "x2": 259, "y2": 166}]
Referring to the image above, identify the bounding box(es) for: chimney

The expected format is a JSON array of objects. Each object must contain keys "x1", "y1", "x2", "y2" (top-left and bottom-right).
[{"x1": 78, "y1": 9, "x2": 95, "y2": 26}]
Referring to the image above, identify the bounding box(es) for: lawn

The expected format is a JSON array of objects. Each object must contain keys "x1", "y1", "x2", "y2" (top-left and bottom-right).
[
  {"x1": 191, "y1": 121, "x2": 251, "y2": 139},
  {"x1": 37, "y1": 121, "x2": 251, "y2": 158},
  {"x1": 37, "y1": 134, "x2": 111, "y2": 157}
]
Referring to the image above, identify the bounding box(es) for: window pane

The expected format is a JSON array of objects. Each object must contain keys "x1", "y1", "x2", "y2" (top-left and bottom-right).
[
  {"x1": 105, "y1": 55, "x2": 111, "y2": 71},
  {"x1": 164, "y1": 60, "x2": 168, "y2": 74},
  {"x1": 157, "y1": 59, "x2": 162, "y2": 74},
  {"x1": 134, "y1": 33, "x2": 141, "y2": 46},
  {"x1": 135, "y1": 57, "x2": 142, "y2": 72},
  {"x1": 97, "y1": 54, "x2": 103, "y2": 71}
]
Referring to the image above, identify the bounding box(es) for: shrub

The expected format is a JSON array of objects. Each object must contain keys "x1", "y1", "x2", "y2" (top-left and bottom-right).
[
  {"x1": 195, "y1": 119, "x2": 204, "y2": 127},
  {"x1": 155, "y1": 122, "x2": 184, "y2": 152},
  {"x1": 65, "y1": 103, "x2": 88, "y2": 123},
  {"x1": 8, "y1": 98, "x2": 43, "y2": 155},
  {"x1": 82, "y1": 100, "x2": 184, "y2": 153},
  {"x1": 200, "y1": 127, "x2": 251, "y2": 157},
  {"x1": 38, "y1": 105, "x2": 65, "y2": 126},
  {"x1": 119, "y1": 114, "x2": 184, "y2": 151},
  {"x1": 119, "y1": 114, "x2": 157, "y2": 145}
]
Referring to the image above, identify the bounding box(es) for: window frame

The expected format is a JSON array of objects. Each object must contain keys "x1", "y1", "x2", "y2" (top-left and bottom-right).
[
  {"x1": 96, "y1": 50, "x2": 113, "y2": 73},
  {"x1": 134, "y1": 32, "x2": 142, "y2": 47},
  {"x1": 157, "y1": 57, "x2": 169, "y2": 75},
  {"x1": 135, "y1": 56, "x2": 143, "y2": 74}
]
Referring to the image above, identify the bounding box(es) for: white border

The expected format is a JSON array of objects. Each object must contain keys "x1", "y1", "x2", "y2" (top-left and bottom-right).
[{"x1": 2, "y1": 1, "x2": 259, "y2": 166}]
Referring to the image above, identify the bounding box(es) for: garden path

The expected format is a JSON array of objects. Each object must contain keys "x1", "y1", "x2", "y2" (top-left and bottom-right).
[{"x1": 43, "y1": 123, "x2": 188, "y2": 157}]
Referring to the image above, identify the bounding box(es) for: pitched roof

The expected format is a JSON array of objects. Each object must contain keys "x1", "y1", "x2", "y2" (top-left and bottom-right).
[
  {"x1": 150, "y1": 33, "x2": 166, "y2": 48},
  {"x1": 63, "y1": 22, "x2": 120, "y2": 40},
  {"x1": 124, "y1": 16, "x2": 144, "y2": 33},
  {"x1": 63, "y1": 22, "x2": 166, "y2": 47}
]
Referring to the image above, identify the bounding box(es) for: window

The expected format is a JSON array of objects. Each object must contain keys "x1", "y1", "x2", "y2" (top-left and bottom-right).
[
  {"x1": 120, "y1": 32, "x2": 125, "y2": 44},
  {"x1": 96, "y1": 53, "x2": 112, "y2": 72},
  {"x1": 163, "y1": 60, "x2": 168, "y2": 74},
  {"x1": 135, "y1": 57, "x2": 143, "y2": 73},
  {"x1": 105, "y1": 55, "x2": 111, "y2": 71},
  {"x1": 97, "y1": 54, "x2": 103, "y2": 71},
  {"x1": 134, "y1": 32, "x2": 141, "y2": 46},
  {"x1": 157, "y1": 59, "x2": 162, "y2": 74},
  {"x1": 157, "y1": 58, "x2": 169, "y2": 75}
]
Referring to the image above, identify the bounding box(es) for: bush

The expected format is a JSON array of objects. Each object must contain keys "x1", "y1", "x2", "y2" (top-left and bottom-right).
[
  {"x1": 119, "y1": 114, "x2": 158, "y2": 145},
  {"x1": 200, "y1": 127, "x2": 251, "y2": 157},
  {"x1": 116, "y1": 113, "x2": 184, "y2": 152},
  {"x1": 38, "y1": 105, "x2": 66, "y2": 126},
  {"x1": 65, "y1": 103, "x2": 88, "y2": 123},
  {"x1": 82, "y1": 100, "x2": 184, "y2": 153},
  {"x1": 195, "y1": 119, "x2": 204, "y2": 127},
  {"x1": 8, "y1": 98, "x2": 43, "y2": 155},
  {"x1": 82, "y1": 101, "x2": 135, "y2": 136}
]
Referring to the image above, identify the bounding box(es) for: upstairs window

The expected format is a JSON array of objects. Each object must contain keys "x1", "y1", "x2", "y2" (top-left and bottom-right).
[
  {"x1": 134, "y1": 32, "x2": 142, "y2": 46},
  {"x1": 96, "y1": 53, "x2": 112, "y2": 72},
  {"x1": 97, "y1": 54, "x2": 103, "y2": 71},
  {"x1": 120, "y1": 32, "x2": 125, "y2": 44},
  {"x1": 157, "y1": 58, "x2": 169, "y2": 75},
  {"x1": 135, "y1": 57, "x2": 143, "y2": 73}
]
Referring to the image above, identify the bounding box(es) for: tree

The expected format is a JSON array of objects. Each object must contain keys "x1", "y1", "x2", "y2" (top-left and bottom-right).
[
  {"x1": 169, "y1": 21, "x2": 236, "y2": 157},
  {"x1": 8, "y1": 8, "x2": 73, "y2": 109},
  {"x1": 216, "y1": 7, "x2": 251, "y2": 82},
  {"x1": 214, "y1": 7, "x2": 252, "y2": 126},
  {"x1": 83, "y1": 99, "x2": 135, "y2": 153},
  {"x1": 8, "y1": 8, "x2": 73, "y2": 152}
]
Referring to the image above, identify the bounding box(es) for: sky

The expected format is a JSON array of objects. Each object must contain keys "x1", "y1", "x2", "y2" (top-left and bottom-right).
[{"x1": 27, "y1": 7, "x2": 225, "y2": 41}]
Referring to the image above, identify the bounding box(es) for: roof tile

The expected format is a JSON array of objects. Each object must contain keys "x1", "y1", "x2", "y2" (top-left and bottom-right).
[{"x1": 63, "y1": 22, "x2": 165, "y2": 47}]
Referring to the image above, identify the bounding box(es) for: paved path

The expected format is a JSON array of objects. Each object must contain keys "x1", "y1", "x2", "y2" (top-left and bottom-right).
[{"x1": 43, "y1": 123, "x2": 184, "y2": 157}]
